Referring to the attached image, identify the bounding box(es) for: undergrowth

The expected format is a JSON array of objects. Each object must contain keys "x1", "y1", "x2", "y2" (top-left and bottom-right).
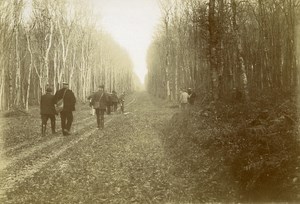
[{"x1": 162, "y1": 95, "x2": 300, "y2": 202}]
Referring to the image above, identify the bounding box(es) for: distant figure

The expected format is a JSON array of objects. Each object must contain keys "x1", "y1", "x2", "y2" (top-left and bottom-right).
[
  {"x1": 233, "y1": 88, "x2": 243, "y2": 102},
  {"x1": 54, "y1": 82, "x2": 76, "y2": 136},
  {"x1": 179, "y1": 88, "x2": 189, "y2": 109},
  {"x1": 88, "y1": 91, "x2": 95, "y2": 116},
  {"x1": 187, "y1": 88, "x2": 196, "y2": 105},
  {"x1": 90, "y1": 85, "x2": 108, "y2": 129},
  {"x1": 119, "y1": 91, "x2": 125, "y2": 113},
  {"x1": 111, "y1": 90, "x2": 119, "y2": 112},
  {"x1": 40, "y1": 87, "x2": 56, "y2": 136},
  {"x1": 106, "y1": 93, "x2": 113, "y2": 115}
]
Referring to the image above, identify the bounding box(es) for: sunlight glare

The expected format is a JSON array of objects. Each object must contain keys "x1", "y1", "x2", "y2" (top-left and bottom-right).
[{"x1": 92, "y1": 0, "x2": 161, "y2": 84}]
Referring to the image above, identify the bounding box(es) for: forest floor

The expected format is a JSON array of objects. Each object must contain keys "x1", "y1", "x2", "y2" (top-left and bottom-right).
[{"x1": 0, "y1": 91, "x2": 299, "y2": 203}]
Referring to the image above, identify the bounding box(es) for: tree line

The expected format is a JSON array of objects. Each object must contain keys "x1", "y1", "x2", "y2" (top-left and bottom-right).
[
  {"x1": 0, "y1": 0, "x2": 137, "y2": 111},
  {"x1": 146, "y1": 0, "x2": 300, "y2": 101}
]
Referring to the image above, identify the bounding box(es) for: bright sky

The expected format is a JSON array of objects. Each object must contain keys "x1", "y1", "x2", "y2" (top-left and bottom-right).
[{"x1": 92, "y1": 0, "x2": 161, "y2": 84}]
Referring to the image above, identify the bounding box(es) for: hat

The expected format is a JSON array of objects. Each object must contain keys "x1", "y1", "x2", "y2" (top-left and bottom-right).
[
  {"x1": 62, "y1": 82, "x2": 69, "y2": 85},
  {"x1": 46, "y1": 87, "x2": 52, "y2": 92}
]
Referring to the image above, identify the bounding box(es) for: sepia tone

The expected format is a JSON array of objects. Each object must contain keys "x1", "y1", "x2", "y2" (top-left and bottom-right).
[{"x1": 0, "y1": 0, "x2": 299, "y2": 203}]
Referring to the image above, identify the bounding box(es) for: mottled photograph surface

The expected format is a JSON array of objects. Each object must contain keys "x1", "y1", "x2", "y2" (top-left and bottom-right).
[{"x1": 0, "y1": 0, "x2": 300, "y2": 203}]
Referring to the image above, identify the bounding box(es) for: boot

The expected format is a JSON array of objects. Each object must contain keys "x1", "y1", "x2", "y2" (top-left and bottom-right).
[
  {"x1": 51, "y1": 122, "x2": 56, "y2": 134},
  {"x1": 42, "y1": 124, "x2": 46, "y2": 136},
  {"x1": 63, "y1": 129, "x2": 70, "y2": 136},
  {"x1": 101, "y1": 119, "x2": 104, "y2": 129},
  {"x1": 97, "y1": 115, "x2": 100, "y2": 129}
]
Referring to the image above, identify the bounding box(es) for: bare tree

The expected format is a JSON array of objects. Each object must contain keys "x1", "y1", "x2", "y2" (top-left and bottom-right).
[{"x1": 147, "y1": 0, "x2": 299, "y2": 102}]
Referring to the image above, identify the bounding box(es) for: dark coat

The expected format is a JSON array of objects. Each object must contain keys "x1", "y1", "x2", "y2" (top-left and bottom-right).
[
  {"x1": 187, "y1": 91, "x2": 196, "y2": 105},
  {"x1": 111, "y1": 93, "x2": 119, "y2": 103},
  {"x1": 40, "y1": 93, "x2": 56, "y2": 115},
  {"x1": 91, "y1": 90, "x2": 108, "y2": 110},
  {"x1": 54, "y1": 88, "x2": 76, "y2": 112},
  {"x1": 107, "y1": 94, "x2": 113, "y2": 106}
]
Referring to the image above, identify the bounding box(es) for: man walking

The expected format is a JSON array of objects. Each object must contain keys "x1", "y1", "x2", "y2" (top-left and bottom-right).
[
  {"x1": 90, "y1": 85, "x2": 108, "y2": 129},
  {"x1": 119, "y1": 91, "x2": 125, "y2": 113},
  {"x1": 187, "y1": 88, "x2": 196, "y2": 105},
  {"x1": 111, "y1": 90, "x2": 119, "y2": 112},
  {"x1": 106, "y1": 92, "x2": 112, "y2": 115},
  {"x1": 88, "y1": 91, "x2": 95, "y2": 116},
  {"x1": 54, "y1": 82, "x2": 76, "y2": 136},
  {"x1": 40, "y1": 87, "x2": 56, "y2": 136},
  {"x1": 179, "y1": 88, "x2": 189, "y2": 110}
]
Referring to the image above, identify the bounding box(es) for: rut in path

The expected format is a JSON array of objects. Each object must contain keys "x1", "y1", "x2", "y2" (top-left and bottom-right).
[
  {"x1": 1, "y1": 92, "x2": 193, "y2": 203},
  {"x1": 0, "y1": 98, "x2": 136, "y2": 201}
]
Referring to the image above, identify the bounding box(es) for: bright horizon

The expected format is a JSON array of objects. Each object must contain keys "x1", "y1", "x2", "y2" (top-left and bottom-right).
[{"x1": 92, "y1": 0, "x2": 161, "y2": 84}]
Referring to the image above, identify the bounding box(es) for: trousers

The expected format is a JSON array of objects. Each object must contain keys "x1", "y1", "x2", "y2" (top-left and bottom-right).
[
  {"x1": 41, "y1": 114, "x2": 56, "y2": 135},
  {"x1": 95, "y1": 109, "x2": 105, "y2": 128},
  {"x1": 60, "y1": 111, "x2": 73, "y2": 132}
]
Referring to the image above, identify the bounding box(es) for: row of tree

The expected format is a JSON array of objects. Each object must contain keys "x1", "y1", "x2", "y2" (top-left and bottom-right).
[
  {"x1": 0, "y1": 0, "x2": 137, "y2": 111},
  {"x1": 146, "y1": 0, "x2": 300, "y2": 101}
]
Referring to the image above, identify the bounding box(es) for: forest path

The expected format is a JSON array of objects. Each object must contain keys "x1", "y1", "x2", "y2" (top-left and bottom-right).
[
  {"x1": 0, "y1": 94, "x2": 136, "y2": 202},
  {"x1": 0, "y1": 92, "x2": 201, "y2": 203}
]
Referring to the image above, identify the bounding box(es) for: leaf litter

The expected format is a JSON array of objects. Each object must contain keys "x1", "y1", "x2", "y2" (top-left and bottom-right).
[{"x1": 1, "y1": 92, "x2": 299, "y2": 203}]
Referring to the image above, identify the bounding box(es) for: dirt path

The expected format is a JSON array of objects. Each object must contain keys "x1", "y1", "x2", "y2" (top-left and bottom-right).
[
  {"x1": 1, "y1": 92, "x2": 298, "y2": 203},
  {"x1": 0, "y1": 92, "x2": 201, "y2": 203},
  {"x1": 0, "y1": 95, "x2": 136, "y2": 202}
]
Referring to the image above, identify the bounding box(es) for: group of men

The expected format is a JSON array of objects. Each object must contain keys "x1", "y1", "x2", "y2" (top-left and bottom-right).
[
  {"x1": 87, "y1": 85, "x2": 125, "y2": 129},
  {"x1": 179, "y1": 87, "x2": 196, "y2": 109},
  {"x1": 40, "y1": 84, "x2": 194, "y2": 136},
  {"x1": 40, "y1": 82, "x2": 125, "y2": 136},
  {"x1": 89, "y1": 89, "x2": 125, "y2": 116}
]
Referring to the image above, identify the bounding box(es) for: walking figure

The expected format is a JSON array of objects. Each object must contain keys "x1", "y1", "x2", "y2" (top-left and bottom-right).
[
  {"x1": 187, "y1": 88, "x2": 196, "y2": 105},
  {"x1": 54, "y1": 82, "x2": 76, "y2": 136},
  {"x1": 179, "y1": 88, "x2": 188, "y2": 110},
  {"x1": 111, "y1": 90, "x2": 119, "y2": 112},
  {"x1": 88, "y1": 91, "x2": 95, "y2": 116},
  {"x1": 119, "y1": 91, "x2": 125, "y2": 113},
  {"x1": 106, "y1": 92, "x2": 112, "y2": 115},
  {"x1": 90, "y1": 85, "x2": 108, "y2": 129},
  {"x1": 40, "y1": 87, "x2": 56, "y2": 136}
]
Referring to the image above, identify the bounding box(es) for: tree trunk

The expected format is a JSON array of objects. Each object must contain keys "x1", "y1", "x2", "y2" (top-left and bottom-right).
[
  {"x1": 44, "y1": 20, "x2": 53, "y2": 91},
  {"x1": 231, "y1": 0, "x2": 249, "y2": 101},
  {"x1": 14, "y1": 0, "x2": 22, "y2": 107},
  {"x1": 53, "y1": 49, "x2": 57, "y2": 93},
  {"x1": 69, "y1": 47, "x2": 76, "y2": 89},
  {"x1": 209, "y1": 0, "x2": 219, "y2": 100},
  {"x1": 25, "y1": 32, "x2": 33, "y2": 111}
]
